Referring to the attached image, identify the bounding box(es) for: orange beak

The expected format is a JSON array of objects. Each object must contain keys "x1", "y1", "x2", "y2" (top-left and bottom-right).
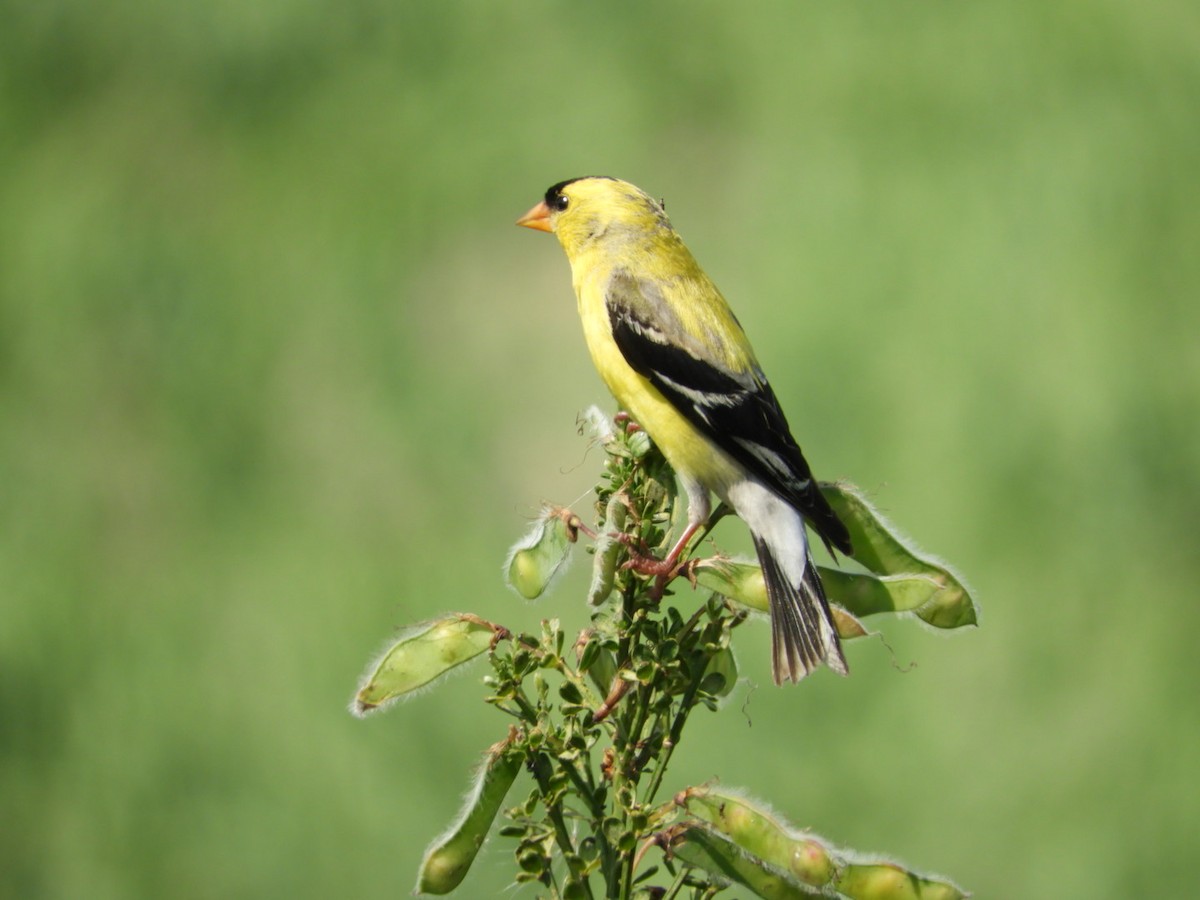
[{"x1": 515, "y1": 200, "x2": 554, "y2": 233}]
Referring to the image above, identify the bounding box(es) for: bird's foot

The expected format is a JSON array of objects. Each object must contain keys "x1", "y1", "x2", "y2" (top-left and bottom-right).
[
  {"x1": 612, "y1": 532, "x2": 674, "y2": 574},
  {"x1": 651, "y1": 558, "x2": 700, "y2": 599},
  {"x1": 615, "y1": 538, "x2": 700, "y2": 600},
  {"x1": 620, "y1": 551, "x2": 678, "y2": 578}
]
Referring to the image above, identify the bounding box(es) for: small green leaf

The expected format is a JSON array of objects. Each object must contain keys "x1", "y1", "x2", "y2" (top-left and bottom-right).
[
  {"x1": 581, "y1": 642, "x2": 616, "y2": 696},
  {"x1": 626, "y1": 429, "x2": 652, "y2": 458},
  {"x1": 353, "y1": 615, "x2": 499, "y2": 715},
  {"x1": 702, "y1": 646, "x2": 738, "y2": 698},
  {"x1": 558, "y1": 681, "x2": 583, "y2": 704},
  {"x1": 505, "y1": 506, "x2": 577, "y2": 600}
]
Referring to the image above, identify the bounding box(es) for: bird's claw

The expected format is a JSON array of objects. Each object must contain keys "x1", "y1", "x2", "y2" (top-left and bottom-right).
[
  {"x1": 611, "y1": 533, "x2": 700, "y2": 600},
  {"x1": 619, "y1": 550, "x2": 699, "y2": 601},
  {"x1": 678, "y1": 557, "x2": 700, "y2": 589},
  {"x1": 619, "y1": 552, "x2": 680, "y2": 578}
]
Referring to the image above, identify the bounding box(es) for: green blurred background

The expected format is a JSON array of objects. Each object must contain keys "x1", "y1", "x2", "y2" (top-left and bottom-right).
[{"x1": 2, "y1": 1, "x2": 1197, "y2": 897}]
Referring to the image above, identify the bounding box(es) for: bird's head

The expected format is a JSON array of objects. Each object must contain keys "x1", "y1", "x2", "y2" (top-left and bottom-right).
[{"x1": 516, "y1": 176, "x2": 672, "y2": 260}]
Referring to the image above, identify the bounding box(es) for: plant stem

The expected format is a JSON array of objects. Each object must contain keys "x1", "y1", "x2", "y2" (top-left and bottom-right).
[{"x1": 531, "y1": 754, "x2": 596, "y2": 900}]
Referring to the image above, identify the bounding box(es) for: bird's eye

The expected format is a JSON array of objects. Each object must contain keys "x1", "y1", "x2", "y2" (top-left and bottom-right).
[{"x1": 551, "y1": 193, "x2": 569, "y2": 212}]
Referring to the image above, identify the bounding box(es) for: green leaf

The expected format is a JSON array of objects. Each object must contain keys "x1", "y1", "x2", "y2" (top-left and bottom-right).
[
  {"x1": 353, "y1": 615, "x2": 500, "y2": 715},
  {"x1": 702, "y1": 646, "x2": 739, "y2": 698},
  {"x1": 820, "y1": 482, "x2": 977, "y2": 629},
  {"x1": 578, "y1": 633, "x2": 617, "y2": 696}
]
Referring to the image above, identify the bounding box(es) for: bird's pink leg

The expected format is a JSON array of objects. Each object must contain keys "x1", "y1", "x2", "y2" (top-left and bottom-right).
[
  {"x1": 610, "y1": 412, "x2": 710, "y2": 596},
  {"x1": 620, "y1": 520, "x2": 704, "y2": 599}
]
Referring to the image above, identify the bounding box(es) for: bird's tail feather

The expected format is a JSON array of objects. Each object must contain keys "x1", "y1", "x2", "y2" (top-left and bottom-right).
[{"x1": 753, "y1": 534, "x2": 848, "y2": 684}]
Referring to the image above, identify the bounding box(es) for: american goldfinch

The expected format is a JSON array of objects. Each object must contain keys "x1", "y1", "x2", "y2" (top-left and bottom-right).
[{"x1": 517, "y1": 176, "x2": 852, "y2": 683}]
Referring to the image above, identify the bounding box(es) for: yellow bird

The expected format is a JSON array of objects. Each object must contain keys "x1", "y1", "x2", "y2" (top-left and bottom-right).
[{"x1": 517, "y1": 176, "x2": 851, "y2": 683}]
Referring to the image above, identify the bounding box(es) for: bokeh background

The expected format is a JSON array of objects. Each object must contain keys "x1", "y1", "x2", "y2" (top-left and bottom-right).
[{"x1": 3, "y1": 2, "x2": 1198, "y2": 897}]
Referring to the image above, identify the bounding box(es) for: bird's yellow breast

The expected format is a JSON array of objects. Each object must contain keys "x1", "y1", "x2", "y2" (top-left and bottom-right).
[{"x1": 575, "y1": 271, "x2": 742, "y2": 495}]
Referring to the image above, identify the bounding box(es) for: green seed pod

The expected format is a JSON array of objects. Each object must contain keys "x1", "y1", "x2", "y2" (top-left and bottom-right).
[
  {"x1": 830, "y1": 606, "x2": 868, "y2": 641},
  {"x1": 353, "y1": 615, "x2": 499, "y2": 716},
  {"x1": 416, "y1": 734, "x2": 522, "y2": 895},
  {"x1": 695, "y1": 560, "x2": 865, "y2": 640},
  {"x1": 819, "y1": 568, "x2": 959, "y2": 623},
  {"x1": 683, "y1": 786, "x2": 826, "y2": 889},
  {"x1": 835, "y1": 860, "x2": 967, "y2": 900},
  {"x1": 683, "y1": 785, "x2": 967, "y2": 900},
  {"x1": 588, "y1": 494, "x2": 627, "y2": 605},
  {"x1": 669, "y1": 822, "x2": 818, "y2": 899},
  {"x1": 505, "y1": 506, "x2": 577, "y2": 600},
  {"x1": 791, "y1": 838, "x2": 837, "y2": 888},
  {"x1": 819, "y1": 482, "x2": 977, "y2": 629},
  {"x1": 694, "y1": 559, "x2": 769, "y2": 613}
]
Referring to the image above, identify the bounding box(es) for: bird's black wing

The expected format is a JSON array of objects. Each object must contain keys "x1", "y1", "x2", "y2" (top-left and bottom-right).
[{"x1": 606, "y1": 271, "x2": 851, "y2": 556}]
